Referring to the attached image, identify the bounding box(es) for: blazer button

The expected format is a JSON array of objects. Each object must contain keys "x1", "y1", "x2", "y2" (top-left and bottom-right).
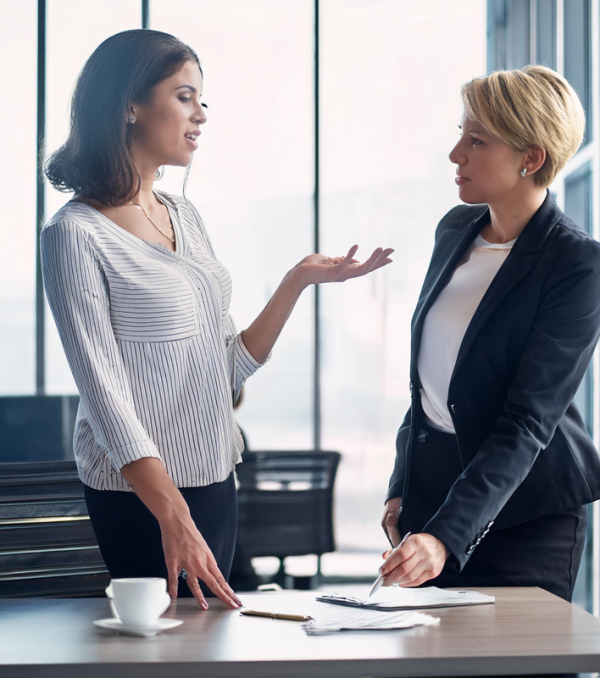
[
  {"x1": 450, "y1": 402, "x2": 465, "y2": 414},
  {"x1": 409, "y1": 380, "x2": 414, "y2": 397}
]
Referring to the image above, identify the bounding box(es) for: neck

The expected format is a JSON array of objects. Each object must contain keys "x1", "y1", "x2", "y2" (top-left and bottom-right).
[
  {"x1": 128, "y1": 147, "x2": 162, "y2": 211},
  {"x1": 483, "y1": 187, "x2": 548, "y2": 244}
]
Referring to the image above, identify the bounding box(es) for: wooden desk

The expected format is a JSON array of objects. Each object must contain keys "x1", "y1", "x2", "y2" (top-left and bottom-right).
[{"x1": 1, "y1": 587, "x2": 600, "y2": 677}]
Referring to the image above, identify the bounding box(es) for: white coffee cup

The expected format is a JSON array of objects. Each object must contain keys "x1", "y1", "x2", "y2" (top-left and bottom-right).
[{"x1": 107, "y1": 578, "x2": 171, "y2": 626}]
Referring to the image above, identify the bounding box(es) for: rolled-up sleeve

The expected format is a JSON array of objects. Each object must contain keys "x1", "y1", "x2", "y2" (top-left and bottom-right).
[
  {"x1": 223, "y1": 313, "x2": 271, "y2": 404},
  {"x1": 40, "y1": 221, "x2": 162, "y2": 473}
]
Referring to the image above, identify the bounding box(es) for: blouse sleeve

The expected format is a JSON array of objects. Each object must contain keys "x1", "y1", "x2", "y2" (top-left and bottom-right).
[
  {"x1": 40, "y1": 221, "x2": 163, "y2": 473},
  {"x1": 223, "y1": 314, "x2": 271, "y2": 404}
]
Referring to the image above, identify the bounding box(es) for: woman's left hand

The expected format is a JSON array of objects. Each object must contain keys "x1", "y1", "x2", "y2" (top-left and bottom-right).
[
  {"x1": 294, "y1": 245, "x2": 394, "y2": 288},
  {"x1": 379, "y1": 533, "x2": 450, "y2": 587}
]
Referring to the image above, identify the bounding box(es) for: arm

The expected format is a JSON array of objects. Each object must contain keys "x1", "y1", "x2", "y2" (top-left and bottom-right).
[
  {"x1": 242, "y1": 246, "x2": 394, "y2": 364},
  {"x1": 382, "y1": 236, "x2": 600, "y2": 583},
  {"x1": 41, "y1": 221, "x2": 162, "y2": 471},
  {"x1": 41, "y1": 222, "x2": 240, "y2": 609},
  {"x1": 120, "y1": 458, "x2": 241, "y2": 608}
]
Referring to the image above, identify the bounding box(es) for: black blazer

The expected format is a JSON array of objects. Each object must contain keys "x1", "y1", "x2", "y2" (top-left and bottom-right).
[{"x1": 386, "y1": 190, "x2": 600, "y2": 571}]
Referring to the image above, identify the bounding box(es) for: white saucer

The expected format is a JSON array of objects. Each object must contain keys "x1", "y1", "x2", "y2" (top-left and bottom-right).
[{"x1": 93, "y1": 617, "x2": 183, "y2": 637}]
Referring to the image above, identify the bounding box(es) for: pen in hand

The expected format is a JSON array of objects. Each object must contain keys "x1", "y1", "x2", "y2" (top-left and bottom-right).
[{"x1": 368, "y1": 531, "x2": 412, "y2": 598}]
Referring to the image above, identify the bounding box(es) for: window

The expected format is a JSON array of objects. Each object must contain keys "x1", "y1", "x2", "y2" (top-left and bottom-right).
[
  {"x1": 564, "y1": 0, "x2": 592, "y2": 145},
  {"x1": 0, "y1": 0, "x2": 37, "y2": 397},
  {"x1": 536, "y1": 0, "x2": 556, "y2": 68},
  {"x1": 320, "y1": 0, "x2": 487, "y2": 569},
  {"x1": 150, "y1": 0, "x2": 315, "y2": 449}
]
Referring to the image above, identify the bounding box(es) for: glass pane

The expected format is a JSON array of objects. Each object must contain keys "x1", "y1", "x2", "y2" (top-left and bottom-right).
[
  {"x1": 0, "y1": 0, "x2": 37, "y2": 396},
  {"x1": 509, "y1": 0, "x2": 530, "y2": 69},
  {"x1": 150, "y1": 0, "x2": 314, "y2": 449},
  {"x1": 536, "y1": 0, "x2": 556, "y2": 68},
  {"x1": 44, "y1": 0, "x2": 141, "y2": 395},
  {"x1": 487, "y1": 0, "x2": 529, "y2": 71},
  {"x1": 564, "y1": 0, "x2": 592, "y2": 145},
  {"x1": 320, "y1": 0, "x2": 487, "y2": 565},
  {"x1": 488, "y1": 0, "x2": 508, "y2": 71},
  {"x1": 564, "y1": 162, "x2": 593, "y2": 612}
]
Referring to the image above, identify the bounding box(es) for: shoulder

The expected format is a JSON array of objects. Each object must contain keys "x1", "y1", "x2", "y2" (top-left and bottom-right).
[
  {"x1": 539, "y1": 214, "x2": 600, "y2": 302},
  {"x1": 552, "y1": 213, "x2": 600, "y2": 259},
  {"x1": 435, "y1": 203, "x2": 487, "y2": 241},
  {"x1": 41, "y1": 200, "x2": 102, "y2": 239},
  {"x1": 40, "y1": 202, "x2": 105, "y2": 263}
]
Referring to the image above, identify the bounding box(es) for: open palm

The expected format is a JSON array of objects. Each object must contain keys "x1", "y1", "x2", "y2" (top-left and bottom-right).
[{"x1": 297, "y1": 245, "x2": 394, "y2": 286}]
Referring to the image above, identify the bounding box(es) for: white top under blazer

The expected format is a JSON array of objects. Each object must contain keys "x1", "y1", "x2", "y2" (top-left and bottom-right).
[
  {"x1": 418, "y1": 233, "x2": 516, "y2": 433},
  {"x1": 41, "y1": 189, "x2": 267, "y2": 492}
]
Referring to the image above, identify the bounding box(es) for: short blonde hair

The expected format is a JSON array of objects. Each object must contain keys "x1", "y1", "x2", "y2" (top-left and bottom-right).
[{"x1": 461, "y1": 65, "x2": 585, "y2": 187}]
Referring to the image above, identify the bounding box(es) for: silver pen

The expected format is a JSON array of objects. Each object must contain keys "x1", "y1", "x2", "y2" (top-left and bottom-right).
[{"x1": 368, "y1": 531, "x2": 412, "y2": 597}]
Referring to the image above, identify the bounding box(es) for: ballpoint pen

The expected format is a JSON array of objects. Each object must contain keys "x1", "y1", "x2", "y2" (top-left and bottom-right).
[
  {"x1": 368, "y1": 531, "x2": 412, "y2": 597},
  {"x1": 240, "y1": 609, "x2": 313, "y2": 622}
]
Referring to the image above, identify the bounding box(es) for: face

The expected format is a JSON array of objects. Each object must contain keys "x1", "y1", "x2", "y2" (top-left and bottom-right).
[
  {"x1": 449, "y1": 114, "x2": 526, "y2": 205},
  {"x1": 129, "y1": 60, "x2": 207, "y2": 169}
]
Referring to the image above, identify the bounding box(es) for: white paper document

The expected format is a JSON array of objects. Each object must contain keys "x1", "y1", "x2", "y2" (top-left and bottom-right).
[
  {"x1": 316, "y1": 586, "x2": 495, "y2": 611},
  {"x1": 303, "y1": 610, "x2": 440, "y2": 635}
]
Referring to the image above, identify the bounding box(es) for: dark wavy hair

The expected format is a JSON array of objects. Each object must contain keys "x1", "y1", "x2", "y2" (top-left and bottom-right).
[{"x1": 44, "y1": 29, "x2": 202, "y2": 206}]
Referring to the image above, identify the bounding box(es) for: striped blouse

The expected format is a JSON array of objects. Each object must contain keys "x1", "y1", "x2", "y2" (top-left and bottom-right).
[{"x1": 40, "y1": 189, "x2": 267, "y2": 492}]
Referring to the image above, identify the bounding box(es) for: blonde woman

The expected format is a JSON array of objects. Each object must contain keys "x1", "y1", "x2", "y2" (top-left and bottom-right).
[
  {"x1": 41, "y1": 29, "x2": 393, "y2": 610},
  {"x1": 381, "y1": 65, "x2": 600, "y2": 602}
]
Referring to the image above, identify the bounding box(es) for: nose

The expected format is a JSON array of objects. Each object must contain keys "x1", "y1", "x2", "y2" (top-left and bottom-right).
[
  {"x1": 194, "y1": 105, "x2": 207, "y2": 126},
  {"x1": 449, "y1": 138, "x2": 465, "y2": 166}
]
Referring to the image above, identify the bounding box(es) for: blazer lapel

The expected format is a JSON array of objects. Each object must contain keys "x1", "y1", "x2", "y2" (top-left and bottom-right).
[
  {"x1": 451, "y1": 190, "x2": 564, "y2": 378},
  {"x1": 410, "y1": 207, "x2": 489, "y2": 381}
]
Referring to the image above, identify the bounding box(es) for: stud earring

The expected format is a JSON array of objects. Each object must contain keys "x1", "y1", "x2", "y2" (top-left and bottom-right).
[
  {"x1": 520, "y1": 168, "x2": 527, "y2": 178},
  {"x1": 128, "y1": 115, "x2": 136, "y2": 124}
]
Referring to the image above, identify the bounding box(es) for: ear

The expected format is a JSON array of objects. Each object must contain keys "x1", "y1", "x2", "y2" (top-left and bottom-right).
[{"x1": 523, "y1": 145, "x2": 546, "y2": 176}]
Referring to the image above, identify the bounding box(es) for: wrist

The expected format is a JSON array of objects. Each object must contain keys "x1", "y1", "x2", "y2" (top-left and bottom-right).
[
  {"x1": 156, "y1": 497, "x2": 192, "y2": 532},
  {"x1": 285, "y1": 265, "x2": 309, "y2": 295}
]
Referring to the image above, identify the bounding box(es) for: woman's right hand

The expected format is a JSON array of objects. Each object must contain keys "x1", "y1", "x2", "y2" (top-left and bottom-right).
[
  {"x1": 160, "y1": 515, "x2": 242, "y2": 610},
  {"x1": 381, "y1": 497, "x2": 402, "y2": 557}
]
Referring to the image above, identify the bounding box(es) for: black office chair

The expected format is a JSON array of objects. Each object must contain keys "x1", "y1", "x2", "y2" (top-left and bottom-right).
[
  {"x1": 0, "y1": 460, "x2": 109, "y2": 598},
  {"x1": 235, "y1": 450, "x2": 341, "y2": 587}
]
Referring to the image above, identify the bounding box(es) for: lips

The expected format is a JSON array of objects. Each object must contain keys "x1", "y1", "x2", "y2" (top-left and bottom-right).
[
  {"x1": 455, "y1": 173, "x2": 470, "y2": 185},
  {"x1": 184, "y1": 131, "x2": 200, "y2": 150}
]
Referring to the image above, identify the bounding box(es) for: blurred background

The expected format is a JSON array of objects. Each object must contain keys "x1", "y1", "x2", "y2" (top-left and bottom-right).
[{"x1": 1, "y1": 0, "x2": 599, "y2": 613}]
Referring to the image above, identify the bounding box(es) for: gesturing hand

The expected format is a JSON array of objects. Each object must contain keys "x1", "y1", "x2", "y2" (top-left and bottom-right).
[
  {"x1": 295, "y1": 245, "x2": 394, "y2": 288},
  {"x1": 379, "y1": 533, "x2": 450, "y2": 588},
  {"x1": 160, "y1": 515, "x2": 242, "y2": 610}
]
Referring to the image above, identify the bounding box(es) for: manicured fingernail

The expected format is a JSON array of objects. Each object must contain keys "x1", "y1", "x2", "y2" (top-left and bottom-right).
[{"x1": 201, "y1": 601, "x2": 209, "y2": 610}]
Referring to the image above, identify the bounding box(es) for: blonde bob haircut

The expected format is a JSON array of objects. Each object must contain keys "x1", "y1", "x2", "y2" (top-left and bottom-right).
[{"x1": 460, "y1": 65, "x2": 585, "y2": 188}]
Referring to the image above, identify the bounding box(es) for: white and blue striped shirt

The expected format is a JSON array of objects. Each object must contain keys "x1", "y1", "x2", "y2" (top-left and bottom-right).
[{"x1": 40, "y1": 189, "x2": 267, "y2": 492}]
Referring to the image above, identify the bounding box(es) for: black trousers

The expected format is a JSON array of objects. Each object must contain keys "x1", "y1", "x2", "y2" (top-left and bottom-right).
[
  {"x1": 83, "y1": 472, "x2": 237, "y2": 598},
  {"x1": 400, "y1": 424, "x2": 587, "y2": 603}
]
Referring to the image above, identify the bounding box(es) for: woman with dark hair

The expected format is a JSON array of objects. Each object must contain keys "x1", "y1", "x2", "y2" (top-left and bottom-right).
[{"x1": 41, "y1": 28, "x2": 393, "y2": 610}]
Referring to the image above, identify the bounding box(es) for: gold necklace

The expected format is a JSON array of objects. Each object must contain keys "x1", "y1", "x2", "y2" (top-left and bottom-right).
[{"x1": 128, "y1": 197, "x2": 175, "y2": 244}]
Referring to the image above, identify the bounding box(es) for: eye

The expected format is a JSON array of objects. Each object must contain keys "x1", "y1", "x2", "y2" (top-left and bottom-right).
[
  {"x1": 471, "y1": 137, "x2": 483, "y2": 146},
  {"x1": 180, "y1": 97, "x2": 191, "y2": 104}
]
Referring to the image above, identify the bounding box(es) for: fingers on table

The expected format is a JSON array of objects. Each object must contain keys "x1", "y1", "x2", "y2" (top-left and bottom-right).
[
  {"x1": 201, "y1": 566, "x2": 242, "y2": 608},
  {"x1": 166, "y1": 560, "x2": 181, "y2": 600}
]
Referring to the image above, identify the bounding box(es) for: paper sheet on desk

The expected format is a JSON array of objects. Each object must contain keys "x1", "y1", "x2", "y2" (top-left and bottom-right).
[
  {"x1": 303, "y1": 610, "x2": 440, "y2": 634},
  {"x1": 316, "y1": 586, "x2": 495, "y2": 611}
]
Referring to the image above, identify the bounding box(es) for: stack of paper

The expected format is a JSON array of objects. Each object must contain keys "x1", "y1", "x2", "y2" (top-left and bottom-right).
[
  {"x1": 316, "y1": 586, "x2": 495, "y2": 611},
  {"x1": 303, "y1": 610, "x2": 440, "y2": 634}
]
